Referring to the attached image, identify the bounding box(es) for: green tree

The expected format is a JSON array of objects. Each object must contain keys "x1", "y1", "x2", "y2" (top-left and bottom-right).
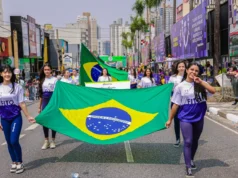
[
  {"x1": 130, "y1": 16, "x2": 147, "y2": 63},
  {"x1": 132, "y1": 0, "x2": 162, "y2": 62}
]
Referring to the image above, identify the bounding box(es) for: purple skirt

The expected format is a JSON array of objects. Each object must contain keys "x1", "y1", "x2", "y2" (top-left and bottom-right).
[{"x1": 42, "y1": 98, "x2": 51, "y2": 110}]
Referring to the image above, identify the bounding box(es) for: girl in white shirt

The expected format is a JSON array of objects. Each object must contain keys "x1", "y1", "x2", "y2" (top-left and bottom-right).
[
  {"x1": 39, "y1": 64, "x2": 58, "y2": 150},
  {"x1": 0, "y1": 65, "x2": 35, "y2": 174},
  {"x1": 97, "y1": 68, "x2": 112, "y2": 82},
  {"x1": 166, "y1": 62, "x2": 215, "y2": 177},
  {"x1": 128, "y1": 68, "x2": 138, "y2": 89},
  {"x1": 61, "y1": 70, "x2": 75, "y2": 85},
  {"x1": 168, "y1": 61, "x2": 186, "y2": 148},
  {"x1": 138, "y1": 68, "x2": 156, "y2": 88}
]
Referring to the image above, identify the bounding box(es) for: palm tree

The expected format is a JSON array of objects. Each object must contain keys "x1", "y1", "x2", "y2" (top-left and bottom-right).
[
  {"x1": 132, "y1": 0, "x2": 145, "y2": 16},
  {"x1": 213, "y1": 0, "x2": 220, "y2": 77},
  {"x1": 130, "y1": 16, "x2": 147, "y2": 63}
]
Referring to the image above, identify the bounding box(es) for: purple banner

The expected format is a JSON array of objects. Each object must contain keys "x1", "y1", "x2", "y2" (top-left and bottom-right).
[
  {"x1": 171, "y1": 0, "x2": 207, "y2": 59},
  {"x1": 153, "y1": 32, "x2": 165, "y2": 62},
  {"x1": 229, "y1": 0, "x2": 238, "y2": 57}
]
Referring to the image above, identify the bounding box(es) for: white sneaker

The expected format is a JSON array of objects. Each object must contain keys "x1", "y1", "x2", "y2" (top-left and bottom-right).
[
  {"x1": 41, "y1": 140, "x2": 50, "y2": 150},
  {"x1": 50, "y1": 141, "x2": 56, "y2": 149},
  {"x1": 16, "y1": 163, "x2": 25, "y2": 174},
  {"x1": 10, "y1": 163, "x2": 17, "y2": 173}
]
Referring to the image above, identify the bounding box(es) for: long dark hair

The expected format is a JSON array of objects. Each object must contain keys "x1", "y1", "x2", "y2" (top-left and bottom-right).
[
  {"x1": 100, "y1": 68, "x2": 110, "y2": 76},
  {"x1": 0, "y1": 65, "x2": 16, "y2": 93},
  {"x1": 173, "y1": 61, "x2": 186, "y2": 76},
  {"x1": 183, "y1": 62, "x2": 207, "y2": 101},
  {"x1": 39, "y1": 64, "x2": 53, "y2": 97},
  {"x1": 144, "y1": 68, "x2": 154, "y2": 84},
  {"x1": 132, "y1": 68, "x2": 137, "y2": 79}
]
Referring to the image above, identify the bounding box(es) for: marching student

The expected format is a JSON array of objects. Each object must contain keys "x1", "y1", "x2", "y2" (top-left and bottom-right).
[
  {"x1": 72, "y1": 69, "x2": 79, "y2": 85},
  {"x1": 0, "y1": 65, "x2": 35, "y2": 174},
  {"x1": 168, "y1": 61, "x2": 186, "y2": 147},
  {"x1": 128, "y1": 68, "x2": 138, "y2": 89},
  {"x1": 138, "y1": 68, "x2": 156, "y2": 88},
  {"x1": 166, "y1": 62, "x2": 215, "y2": 177},
  {"x1": 38, "y1": 64, "x2": 58, "y2": 150},
  {"x1": 98, "y1": 68, "x2": 112, "y2": 82},
  {"x1": 61, "y1": 70, "x2": 75, "y2": 85}
]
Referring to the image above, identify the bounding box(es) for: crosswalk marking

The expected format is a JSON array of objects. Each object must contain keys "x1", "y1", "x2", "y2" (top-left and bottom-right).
[
  {"x1": 124, "y1": 141, "x2": 134, "y2": 163},
  {"x1": 1, "y1": 134, "x2": 26, "y2": 146},
  {"x1": 25, "y1": 123, "x2": 39, "y2": 131}
]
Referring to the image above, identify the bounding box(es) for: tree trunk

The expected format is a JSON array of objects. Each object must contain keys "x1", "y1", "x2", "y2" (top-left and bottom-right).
[
  {"x1": 189, "y1": 0, "x2": 194, "y2": 11},
  {"x1": 214, "y1": 0, "x2": 220, "y2": 77},
  {"x1": 173, "y1": 0, "x2": 176, "y2": 24}
]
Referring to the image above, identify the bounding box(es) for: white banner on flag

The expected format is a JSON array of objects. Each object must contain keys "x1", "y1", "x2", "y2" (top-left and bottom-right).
[{"x1": 85, "y1": 81, "x2": 130, "y2": 89}]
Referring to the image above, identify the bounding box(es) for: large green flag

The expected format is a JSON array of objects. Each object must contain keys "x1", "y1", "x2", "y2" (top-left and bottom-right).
[
  {"x1": 80, "y1": 43, "x2": 128, "y2": 86},
  {"x1": 36, "y1": 82, "x2": 173, "y2": 144}
]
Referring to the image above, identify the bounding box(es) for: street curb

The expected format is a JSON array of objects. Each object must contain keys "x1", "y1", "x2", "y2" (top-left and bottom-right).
[{"x1": 208, "y1": 107, "x2": 238, "y2": 123}]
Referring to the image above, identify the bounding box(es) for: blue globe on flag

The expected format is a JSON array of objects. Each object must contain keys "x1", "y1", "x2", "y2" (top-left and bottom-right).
[{"x1": 91, "y1": 64, "x2": 102, "y2": 82}]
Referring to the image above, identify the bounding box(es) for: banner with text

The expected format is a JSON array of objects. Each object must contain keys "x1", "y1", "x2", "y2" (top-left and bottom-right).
[
  {"x1": 153, "y1": 32, "x2": 165, "y2": 62},
  {"x1": 171, "y1": 0, "x2": 207, "y2": 59},
  {"x1": 85, "y1": 81, "x2": 130, "y2": 89}
]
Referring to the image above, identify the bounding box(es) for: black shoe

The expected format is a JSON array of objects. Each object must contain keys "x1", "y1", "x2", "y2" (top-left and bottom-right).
[
  {"x1": 186, "y1": 167, "x2": 194, "y2": 178},
  {"x1": 173, "y1": 140, "x2": 180, "y2": 148},
  {"x1": 191, "y1": 160, "x2": 197, "y2": 170},
  {"x1": 232, "y1": 100, "x2": 238, "y2": 105}
]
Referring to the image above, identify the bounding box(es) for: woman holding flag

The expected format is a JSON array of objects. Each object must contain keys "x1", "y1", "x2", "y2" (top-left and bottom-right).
[
  {"x1": 98, "y1": 68, "x2": 112, "y2": 82},
  {"x1": 168, "y1": 61, "x2": 186, "y2": 147},
  {"x1": 61, "y1": 70, "x2": 75, "y2": 85},
  {"x1": 0, "y1": 65, "x2": 35, "y2": 174},
  {"x1": 138, "y1": 68, "x2": 156, "y2": 88},
  {"x1": 128, "y1": 68, "x2": 138, "y2": 89},
  {"x1": 39, "y1": 64, "x2": 58, "y2": 150},
  {"x1": 166, "y1": 62, "x2": 215, "y2": 177}
]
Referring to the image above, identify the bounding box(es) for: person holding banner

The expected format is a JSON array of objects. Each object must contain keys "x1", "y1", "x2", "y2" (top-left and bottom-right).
[
  {"x1": 128, "y1": 68, "x2": 138, "y2": 89},
  {"x1": 166, "y1": 62, "x2": 215, "y2": 177},
  {"x1": 61, "y1": 70, "x2": 75, "y2": 85},
  {"x1": 138, "y1": 68, "x2": 156, "y2": 88},
  {"x1": 98, "y1": 68, "x2": 112, "y2": 82},
  {"x1": 168, "y1": 61, "x2": 186, "y2": 148},
  {"x1": 39, "y1": 64, "x2": 58, "y2": 150}
]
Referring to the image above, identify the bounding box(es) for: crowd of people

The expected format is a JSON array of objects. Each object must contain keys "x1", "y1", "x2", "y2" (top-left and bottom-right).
[{"x1": 0, "y1": 61, "x2": 217, "y2": 177}]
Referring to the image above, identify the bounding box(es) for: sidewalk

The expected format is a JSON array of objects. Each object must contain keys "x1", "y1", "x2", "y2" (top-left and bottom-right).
[{"x1": 207, "y1": 102, "x2": 238, "y2": 123}]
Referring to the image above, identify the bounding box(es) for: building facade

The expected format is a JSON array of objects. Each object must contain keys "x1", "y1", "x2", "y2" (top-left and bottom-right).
[{"x1": 110, "y1": 19, "x2": 130, "y2": 56}]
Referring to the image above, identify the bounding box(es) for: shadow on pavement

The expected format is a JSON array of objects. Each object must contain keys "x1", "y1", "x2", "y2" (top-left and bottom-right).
[
  {"x1": 193, "y1": 159, "x2": 230, "y2": 173},
  {"x1": 58, "y1": 143, "x2": 184, "y2": 164},
  {"x1": 56, "y1": 139, "x2": 80, "y2": 147},
  {"x1": 25, "y1": 157, "x2": 59, "y2": 170},
  {"x1": 198, "y1": 140, "x2": 208, "y2": 146}
]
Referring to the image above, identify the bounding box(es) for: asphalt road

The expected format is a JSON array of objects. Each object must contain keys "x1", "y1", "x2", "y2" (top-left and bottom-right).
[{"x1": 0, "y1": 102, "x2": 238, "y2": 178}]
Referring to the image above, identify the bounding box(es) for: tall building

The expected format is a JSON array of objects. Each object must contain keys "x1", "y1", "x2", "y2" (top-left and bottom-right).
[
  {"x1": 0, "y1": 0, "x2": 3, "y2": 25},
  {"x1": 98, "y1": 40, "x2": 104, "y2": 55},
  {"x1": 98, "y1": 40, "x2": 111, "y2": 56},
  {"x1": 110, "y1": 19, "x2": 130, "y2": 56},
  {"x1": 156, "y1": 0, "x2": 174, "y2": 35},
  {"x1": 103, "y1": 41, "x2": 111, "y2": 56},
  {"x1": 97, "y1": 25, "x2": 101, "y2": 39},
  {"x1": 77, "y1": 12, "x2": 98, "y2": 52}
]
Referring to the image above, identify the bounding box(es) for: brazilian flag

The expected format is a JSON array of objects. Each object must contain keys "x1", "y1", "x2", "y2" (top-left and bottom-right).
[
  {"x1": 80, "y1": 43, "x2": 128, "y2": 86},
  {"x1": 36, "y1": 82, "x2": 173, "y2": 144}
]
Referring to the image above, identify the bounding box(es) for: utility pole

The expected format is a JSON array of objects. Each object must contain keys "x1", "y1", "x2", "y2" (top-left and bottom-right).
[
  {"x1": 13, "y1": 30, "x2": 19, "y2": 69},
  {"x1": 56, "y1": 29, "x2": 60, "y2": 71}
]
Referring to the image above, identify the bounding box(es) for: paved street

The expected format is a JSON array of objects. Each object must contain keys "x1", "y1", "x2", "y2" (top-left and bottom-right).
[{"x1": 1, "y1": 102, "x2": 238, "y2": 178}]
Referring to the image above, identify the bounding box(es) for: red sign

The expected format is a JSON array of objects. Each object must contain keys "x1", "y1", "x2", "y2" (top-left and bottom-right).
[{"x1": 0, "y1": 37, "x2": 9, "y2": 57}]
